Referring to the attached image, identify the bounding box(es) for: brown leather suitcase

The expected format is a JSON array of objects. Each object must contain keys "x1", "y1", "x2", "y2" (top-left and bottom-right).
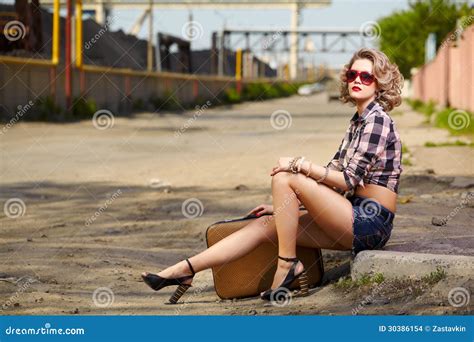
[{"x1": 206, "y1": 208, "x2": 325, "y2": 299}]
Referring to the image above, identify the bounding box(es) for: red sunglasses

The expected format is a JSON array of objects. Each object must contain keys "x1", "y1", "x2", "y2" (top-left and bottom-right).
[{"x1": 345, "y1": 69, "x2": 376, "y2": 85}]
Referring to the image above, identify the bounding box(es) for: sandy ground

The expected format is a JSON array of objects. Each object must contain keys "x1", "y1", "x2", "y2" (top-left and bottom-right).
[{"x1": 0, "y1": 93, "x2": 472, "y2": 315}]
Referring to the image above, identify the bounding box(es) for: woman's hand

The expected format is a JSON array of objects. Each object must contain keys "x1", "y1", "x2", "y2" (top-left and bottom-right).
[
  {"x1": 246, "y1": 204, "x2": 274, "y2": 217},
  {"x1": 270, "y1": 157, "x2": 294, "y2": 176}
]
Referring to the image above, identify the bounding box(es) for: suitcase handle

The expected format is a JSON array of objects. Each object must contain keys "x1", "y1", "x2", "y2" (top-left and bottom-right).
[
  {"x1": 243, "y1": 205, "x2": 307, "y2": 220},
  {"x1": 215, "y1": 206, "x2": 307, "y2": 224}
]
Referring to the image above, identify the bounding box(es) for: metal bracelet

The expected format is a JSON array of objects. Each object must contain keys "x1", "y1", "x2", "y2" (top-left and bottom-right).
[
  {"x1": 316, "y1": 166, "x2": 329, "y2": 183},
  {"x1": 297, "y1": 156, "x2": 306, "y2": 173},
  {"x1": 305, "y1": 161, "x2": 312, "y2": 177}
]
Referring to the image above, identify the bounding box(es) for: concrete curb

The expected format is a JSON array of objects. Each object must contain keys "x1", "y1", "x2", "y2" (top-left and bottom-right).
[{"x1": 351, "y1": 250, "x2": 474, "y2": 280}]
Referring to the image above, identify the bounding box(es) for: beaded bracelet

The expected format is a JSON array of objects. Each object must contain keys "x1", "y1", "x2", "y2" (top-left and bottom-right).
[
  {"x1": 288, "y1": 157, "x2": 297, "y2": 173},
  {"x1": 290, "y1": 156, "x2": 301, "y2": 173}
]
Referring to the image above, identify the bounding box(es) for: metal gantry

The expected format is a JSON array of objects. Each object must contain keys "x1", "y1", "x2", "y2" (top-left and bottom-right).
[
  {"x1": 39, "y1": 0, "x2": 332, "y2": 79},
  {"x1": 216, "y1": 27, "x2": 369, "y2": 78}
]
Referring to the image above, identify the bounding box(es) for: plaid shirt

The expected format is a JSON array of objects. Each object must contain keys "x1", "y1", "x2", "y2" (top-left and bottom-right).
[{"x1": 327, "y1": 100, "x2": 403, "y2": 197}]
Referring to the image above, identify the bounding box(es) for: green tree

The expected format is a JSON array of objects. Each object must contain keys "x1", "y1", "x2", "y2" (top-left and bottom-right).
[{"x1": 378, "y1": 0, "x2": 472, "y2": 78}]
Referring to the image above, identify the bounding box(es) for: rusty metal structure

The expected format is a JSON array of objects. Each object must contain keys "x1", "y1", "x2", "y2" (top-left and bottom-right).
[{"x1": 0, "y1": 0, "x2": 43, "y2": 53}]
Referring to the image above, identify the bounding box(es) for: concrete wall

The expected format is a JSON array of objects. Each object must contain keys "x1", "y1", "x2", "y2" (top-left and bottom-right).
[
  {"x1": 412, "y1": 24, "x2": 474, "y2": 112},
  {"x1": 0, "y1": 60, "x2": 244, "y2": 117}
]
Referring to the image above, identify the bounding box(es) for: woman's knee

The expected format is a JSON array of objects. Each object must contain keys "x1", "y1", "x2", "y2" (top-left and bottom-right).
[
  {"x1": 272, "y1": 172, "x2": 318, "y2": 192},
  {"x1": 271, "y1": 172, "x2": 292, "y2": 186}
]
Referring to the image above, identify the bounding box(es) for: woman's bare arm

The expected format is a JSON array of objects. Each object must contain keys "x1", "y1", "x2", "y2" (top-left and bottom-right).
[{"x1": 301, "y1": 161, "x2": 349, "y2": 192}]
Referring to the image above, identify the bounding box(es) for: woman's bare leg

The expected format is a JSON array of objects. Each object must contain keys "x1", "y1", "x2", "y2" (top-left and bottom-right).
[
  {"x1": 144, "y1": 188, "x2": 351, "y2": 285},
  {"x1": 142, "y1": 216, "x2": 279, "y2": 282},
  {"x1": 268, "y1": 172, "x2": 353, "y2": 290}
]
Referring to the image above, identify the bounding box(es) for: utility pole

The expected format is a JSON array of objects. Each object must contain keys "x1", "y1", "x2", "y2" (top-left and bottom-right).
[
  {"x1": 65, "y1": 0, "x2": 72, "y2": 109},
  {"x1": 289, "y1": 2, "x2": 301, "y2": 80},
  {"x1": 147, "y1": 0, "x2": 154, "y2": 71},
  {"x1": 218, "y1": 31, "x2": 225, "y2": 76}
]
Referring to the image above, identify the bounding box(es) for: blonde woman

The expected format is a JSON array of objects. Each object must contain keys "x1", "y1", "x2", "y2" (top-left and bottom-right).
[{"x1": 142, "y1": 47, "x2": 404, "y2": 303}]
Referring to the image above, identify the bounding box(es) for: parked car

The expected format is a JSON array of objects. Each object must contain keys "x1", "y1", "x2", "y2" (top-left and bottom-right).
[{"x1": 298, "y1": 82, "x2": 324, "y2": 96}]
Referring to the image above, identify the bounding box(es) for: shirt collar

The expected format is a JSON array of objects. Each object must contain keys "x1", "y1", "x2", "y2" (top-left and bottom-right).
[{"x1": 350, "y1": 100, "x2": 378, "y2": 123}]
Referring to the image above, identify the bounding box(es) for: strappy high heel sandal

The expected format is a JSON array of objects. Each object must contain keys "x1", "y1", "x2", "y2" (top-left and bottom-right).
[
  {"x1": 141, "y1": 258, "x2": 196, "y2": 304},
  {"x1": 260, "y1": 255, "x2": 309, "y2": 301}
]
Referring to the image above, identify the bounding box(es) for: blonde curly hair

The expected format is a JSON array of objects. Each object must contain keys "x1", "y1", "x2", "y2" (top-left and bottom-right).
[{"x1": 339, "y1": 48, "x2": 404, "y2": 112}]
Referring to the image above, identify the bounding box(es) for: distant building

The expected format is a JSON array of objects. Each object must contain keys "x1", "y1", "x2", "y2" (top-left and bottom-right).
[{"x1": 0, "y1": 3, "x2": 276, "y2": 77}]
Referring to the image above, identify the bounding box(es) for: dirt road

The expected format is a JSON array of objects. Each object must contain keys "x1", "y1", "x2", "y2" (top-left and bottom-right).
[{"x1": 1, "y1": 93, "x2": 472, "y2": 315}]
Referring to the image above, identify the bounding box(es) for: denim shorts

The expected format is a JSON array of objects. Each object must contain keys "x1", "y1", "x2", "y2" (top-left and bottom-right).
[{"x1": 349, "y1": 195, "x2": 395, "y2": 258}]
